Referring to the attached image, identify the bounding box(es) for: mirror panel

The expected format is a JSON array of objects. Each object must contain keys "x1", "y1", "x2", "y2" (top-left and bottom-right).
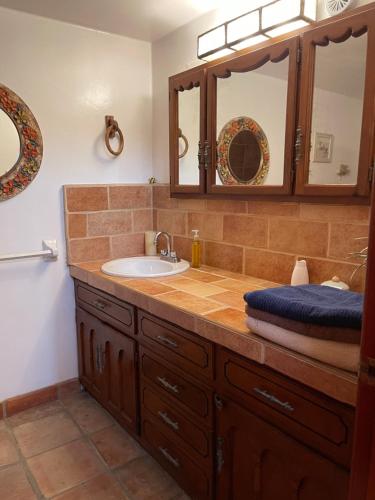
[
  {"x1": 308, "y1": 34, "x2": 367, "y2": 185},
  {"x1": 0, "y1": 110, "x2": 20, "y2": 177},
  {"x1": 215, "y1": 56, "x2": 289, "y2": 187},
  {"x1": 178, "y1": 86, "x2": 200, "y2": 185}
]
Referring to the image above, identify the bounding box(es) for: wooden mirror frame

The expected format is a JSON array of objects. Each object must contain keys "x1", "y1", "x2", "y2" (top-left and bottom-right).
[
  {"x1": 169, "y1": 68, "x2": 206, "y2": 195},
  {"x1": 295, "y1": 9, "x2": 375, "y2": 198},
  {"x1": 0, "y1": 84, "x2": 43, "y2": 202},
  {"x1": 206, "y1": 36, "x2": 299, "y2": 196}
]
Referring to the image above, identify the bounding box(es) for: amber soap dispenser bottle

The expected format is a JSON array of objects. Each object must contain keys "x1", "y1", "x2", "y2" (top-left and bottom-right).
[{"x1": 191, "y1": 229, "x2": 201, "y2": 268}]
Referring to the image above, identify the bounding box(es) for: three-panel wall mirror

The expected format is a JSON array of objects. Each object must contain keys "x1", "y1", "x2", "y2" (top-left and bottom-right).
[{"x1": 169, "y1": 7, "x2": 375, "y2": 201}]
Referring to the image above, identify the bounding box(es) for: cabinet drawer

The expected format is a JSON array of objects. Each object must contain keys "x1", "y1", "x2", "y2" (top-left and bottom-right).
[
  {"x1": 76, "y1": 282, "x2": 135, "y2": 336},
  {"x1": 142, "y1": 417, "x2": 211, "y2": 500},
  {"x1": 141, "y1": 383, "x2": 211, "y2": 459},
  {"x1": 217, "y1": 348, "x2": 353, "y2": 465},
  {"x1": 140, "y1": 348, "x2": 211, "y2": 422},
  {"x1": 138, "y1": 311, "x2": 213, "y2": 380}
]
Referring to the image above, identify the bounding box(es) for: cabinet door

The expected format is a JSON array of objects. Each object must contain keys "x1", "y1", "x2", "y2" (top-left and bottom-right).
[
  {"x1": 101, "y1": 324, "x2": 138, "y2": 432},
  {"x1": 295, "y1": 8, "x2": 375, "y2": 197},
  {"x1": 216, "y1": 397, "x2": 349, "y2": 500},
  {"x1": 206, "y1": 37, "x2": 299, "y2": 196},
  {"x1": 76, "y1": 308, "x2": 106, "y2": 402},
  {"x1": 169, "y1": 67, "x2": 206, "y2": 194}
]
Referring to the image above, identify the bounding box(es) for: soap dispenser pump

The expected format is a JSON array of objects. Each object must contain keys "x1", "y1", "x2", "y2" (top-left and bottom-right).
[{"x1": 191, "y1": 229, "x2": 201, "y2": 268}]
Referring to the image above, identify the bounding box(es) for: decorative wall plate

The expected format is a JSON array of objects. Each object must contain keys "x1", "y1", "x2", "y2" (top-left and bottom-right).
[
  {"x1": 0, "y1": 84, "x2": 43, "y2": 201},
  {"x1": 217, "y1": 116, "x2": 270, "y2": 186}
]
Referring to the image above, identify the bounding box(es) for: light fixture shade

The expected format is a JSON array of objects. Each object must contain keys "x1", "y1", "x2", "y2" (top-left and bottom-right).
[
  {"x1": 198, "y1": 25, "x2": 226, "y2": 59},
  {"x1": 197, "y1": 0, "x2": 317, "y2": 62},
  {"x1": 203, "y1": 48, "x2": 234, "y2": 61},
  {"x1": 227, "y1": 11, "x2": 260, "y2": 43},
  {"x1": 266, "y1": 19, "x2": 308, "y2": 38},
  {"x1": 262, "y1": 0, "x2": 301, "y2": 30},
  {"x1": 304, "y1": 0, "x2": 318, "y2": 20},
  {"x1": 230, "y1": 34, "x2": 269, "y2": 51}
]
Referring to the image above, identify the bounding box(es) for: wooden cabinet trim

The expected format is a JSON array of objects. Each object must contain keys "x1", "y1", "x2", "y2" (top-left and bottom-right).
[{"x1": 169, "y1": 67, "x2": 207, "y2": 195}]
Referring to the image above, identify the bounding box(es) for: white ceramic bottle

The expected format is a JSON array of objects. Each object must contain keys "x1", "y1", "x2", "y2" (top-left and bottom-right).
[{"x1": 291, "y1": 259, "x2": 309, "y2": 286}]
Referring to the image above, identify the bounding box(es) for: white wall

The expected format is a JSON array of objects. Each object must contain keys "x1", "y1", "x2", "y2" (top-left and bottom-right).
[
  {"x1": 0, "y1": 7, "x2": 152, "y2": 400},
  {"x1": 310, "y1": 88, "x2": 363, "y2": 184}
]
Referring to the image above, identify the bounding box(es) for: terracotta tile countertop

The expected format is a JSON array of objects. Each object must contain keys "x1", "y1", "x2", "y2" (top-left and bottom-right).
[{"x1": 69, "y1": 262, "x2": 358, "y2": 407}]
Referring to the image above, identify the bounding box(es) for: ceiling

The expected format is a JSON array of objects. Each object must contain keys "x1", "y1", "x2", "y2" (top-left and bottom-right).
[{"x1": 0, "y1": 0, "x2": 227, "y2": 42}]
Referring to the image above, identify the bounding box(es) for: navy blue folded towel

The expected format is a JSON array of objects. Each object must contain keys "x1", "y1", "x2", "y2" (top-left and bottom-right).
[{"x1": 244, "y1": 284, "x2": 363, "y2": 329}]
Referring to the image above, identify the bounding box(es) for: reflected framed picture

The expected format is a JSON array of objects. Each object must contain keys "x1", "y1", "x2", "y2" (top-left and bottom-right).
[{"x1": 313, "y1": 132, "x2": 334, "y2": 163}]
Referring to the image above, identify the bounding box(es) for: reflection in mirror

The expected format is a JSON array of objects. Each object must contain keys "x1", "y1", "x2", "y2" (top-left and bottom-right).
[
  {"x1": 230, "y1": 130, "x2": 261, "y2": 182},
  {"x1": 217, "y1": 116, "x2": 269, "y2": 185},
  {"x1": 216, "y1": 57, "x2": 289, "y2": 186},
  {"x1": 0, "y1": 109, "x2": 20, "y2": 177},
  {"x1": 178, "y1": 86, "x2": 200, "y2": 185},
  {"x1": 309, "y1": 34, "x2": 367, "y2": 185}
]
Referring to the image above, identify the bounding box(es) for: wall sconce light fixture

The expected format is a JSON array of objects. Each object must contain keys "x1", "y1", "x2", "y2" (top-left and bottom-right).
[{"x1": 197, "y1": 0, "x2": 317, "y2": 61}]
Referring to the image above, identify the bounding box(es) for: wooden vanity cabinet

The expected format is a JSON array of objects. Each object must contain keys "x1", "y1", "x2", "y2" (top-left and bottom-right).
[
  {"x1": 215, "y1": 397, "x2": 349, "y2": 500},
  {"x1": 73, "y1": 280, "x2": 355, "y2": 500},
  {"x1": 75, "y1": 283, "x2": 138, "y2": 434}
]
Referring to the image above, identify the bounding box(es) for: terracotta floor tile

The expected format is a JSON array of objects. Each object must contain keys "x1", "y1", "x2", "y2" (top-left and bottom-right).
[
  {"x1": 0, "y1": 464, "x2": 37, "y2": 499},
  {"x1": 53, "y1": 473, "x2": 127, "y2": 500},
  {"x1": 91, "y1": 425, "x2": 145, "y2": 469},
  {"x1": 67, "y1": 398, "x2": 113, "y2": 434},
  {"x1": 27, "y1": 439, "x2": 104, "y2": 498},
  {"x1": 7, "y1": 400, "x2": 63, "y2": 428},
  {"x1": 0, "y1": 428, "x2": 19, "y2": 466},
  {"x1": 117, "y1": 455, "x2": 183, "y2": 500},
  {"x1": 156, "y1": 291, "x2": 222, "y2": 315},
  {"x1": 14, "y1": 412, "x2": 81, "y2": 458},
  {"x1": 60, "y1": 390, "x2": 91, "y2": 407}
]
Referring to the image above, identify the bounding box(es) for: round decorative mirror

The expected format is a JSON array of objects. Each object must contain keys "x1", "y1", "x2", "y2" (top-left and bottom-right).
[
  {"x1": 217, "y1": 116, "x2": 269, "y2": 185},
  {"x1": 0, "y1": 84, "x2": 43, "y2": 201}
]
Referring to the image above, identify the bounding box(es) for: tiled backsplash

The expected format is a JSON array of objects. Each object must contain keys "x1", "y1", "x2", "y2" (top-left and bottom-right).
[
  {"x1": 153, "y1": 185, "x2": 369, "y2": 291},
  {"x1": 64, "y1": 183, "x2": 369, "y2": 290},
  {"x1": 64, "y1": 185, "x2": 153, "y2": 263}
]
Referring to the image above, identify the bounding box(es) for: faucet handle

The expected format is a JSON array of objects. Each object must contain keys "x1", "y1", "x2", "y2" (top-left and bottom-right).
[{"x1": 160, "y1": 249, "x2": 168, "y2": 256}]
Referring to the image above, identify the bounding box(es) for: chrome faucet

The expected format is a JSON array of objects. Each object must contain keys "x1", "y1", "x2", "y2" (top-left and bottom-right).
[{"x1": 154, "y1": 231, "x2": 180, "y2": 263}]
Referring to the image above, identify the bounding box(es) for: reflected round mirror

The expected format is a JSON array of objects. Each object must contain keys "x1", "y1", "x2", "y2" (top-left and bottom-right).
[
  {"x1": 0, "y1": 84, "x2": 43, "y2": 201},
  {"x1": 0, "y1": 109, "x2": 20, "y2": 177},
  {"x1": 217, "y1": 116, "x2": 269, "y2": 185},
  {"x1": 229, "y1": 129, "x2": 262, "y2": 182}
]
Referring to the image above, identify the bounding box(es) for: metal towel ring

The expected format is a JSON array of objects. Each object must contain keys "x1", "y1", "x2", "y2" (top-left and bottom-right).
[
  {"x1": 105, "y1": 115, "x2": 124, "y2": 156},
  {"x1": 178, "y1": 128, "x2": 188, "y2": 159}
]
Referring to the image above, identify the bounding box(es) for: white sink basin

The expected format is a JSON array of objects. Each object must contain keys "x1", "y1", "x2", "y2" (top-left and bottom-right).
[{"x1": 101, "y1": 256, "x2": 190, "y2": 278}]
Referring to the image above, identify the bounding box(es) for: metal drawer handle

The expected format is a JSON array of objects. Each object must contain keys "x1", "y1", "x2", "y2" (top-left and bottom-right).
[
  {"x1": 156, "y1": 335, "x2": 178, "y2": 348},
  {"x1": 159, "y1": 447, "x2": 180, "y2": 468},
  {"x1": 93, "y1": 299, "x2": 107, "y2": 311},
  {"x1": 158, "y1": 410, "x2": 179, "y2": 431},
  {"x1": 253, "y1": 387, "x2": 294, "y2": 412},
  {"x1": 157, "y1": 376, "x2": 180, "y2": 394}
]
